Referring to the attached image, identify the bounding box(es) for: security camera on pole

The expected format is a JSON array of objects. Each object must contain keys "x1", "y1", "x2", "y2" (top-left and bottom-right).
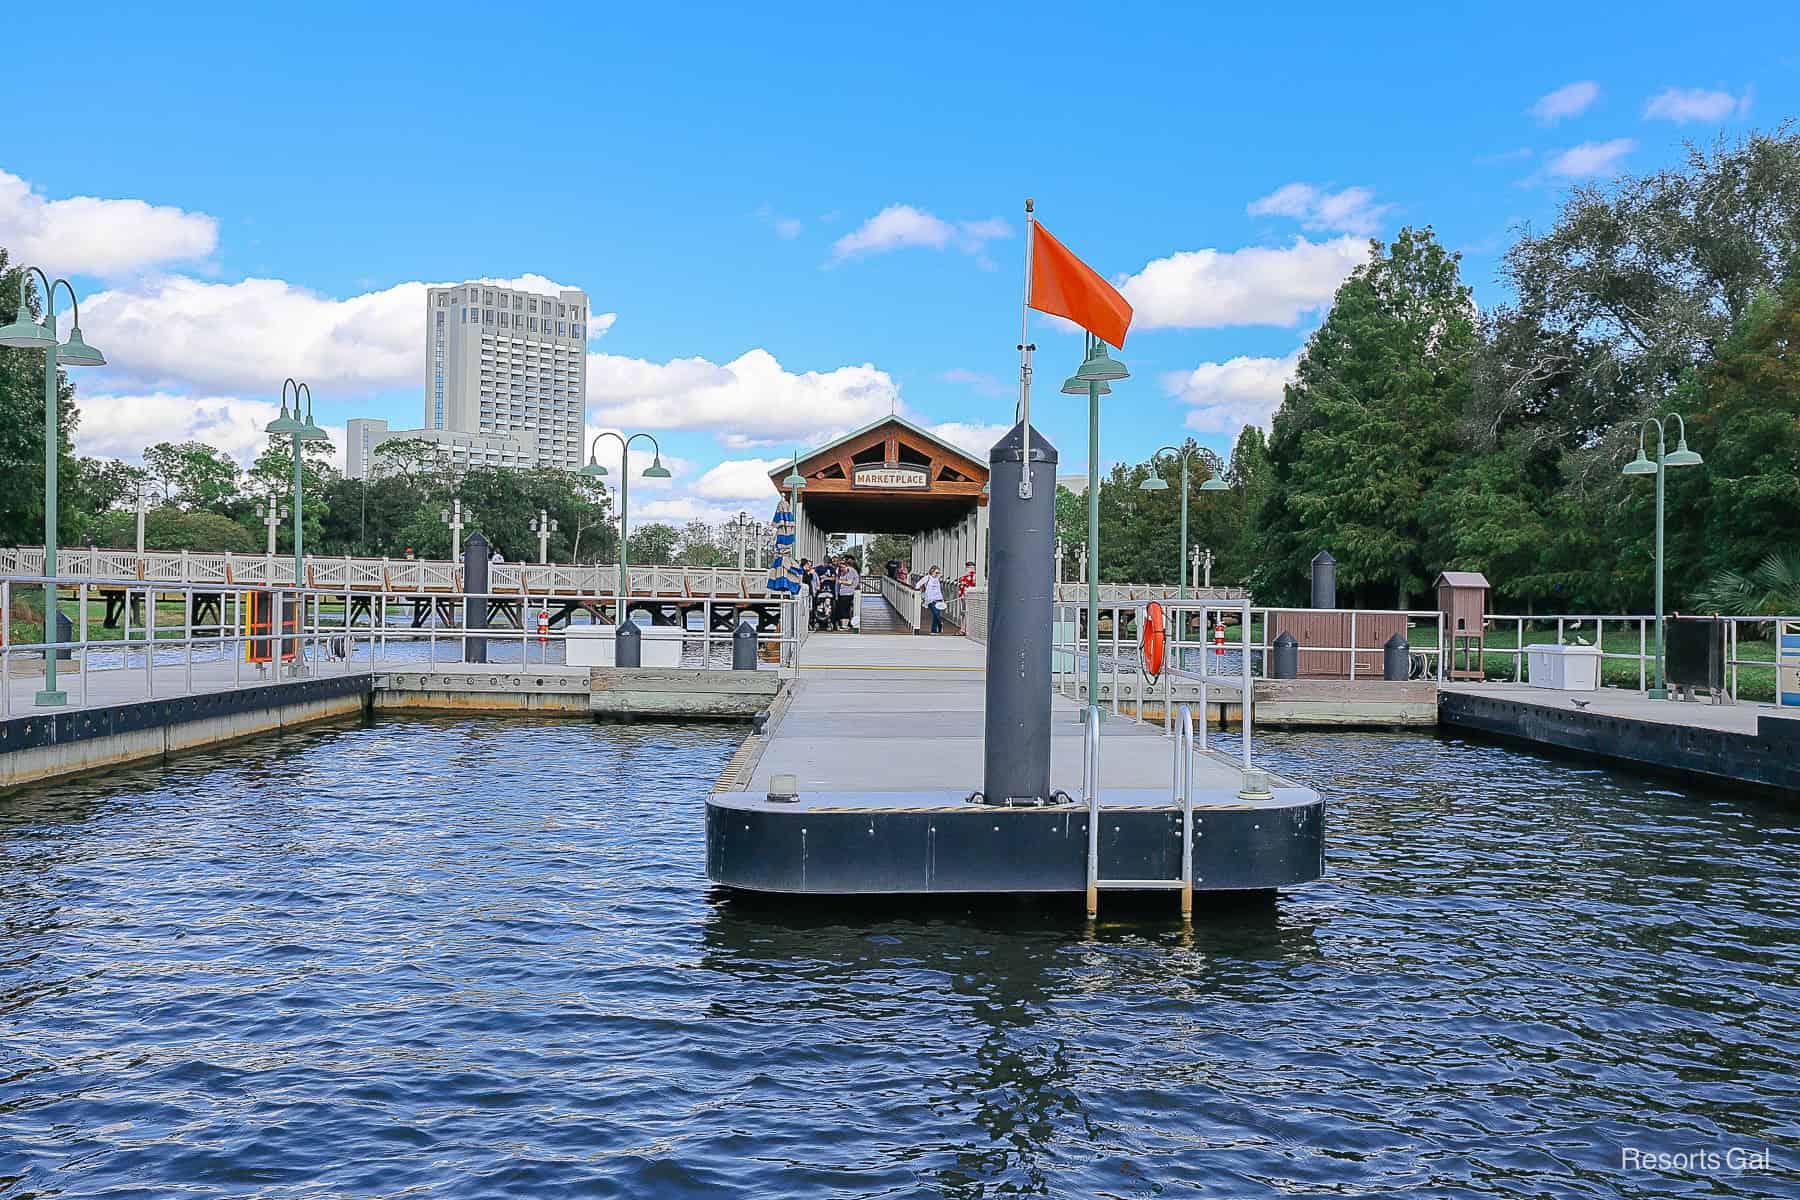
[{"x1": 530, "y1": 509, "x2": 558, "y2": 565}]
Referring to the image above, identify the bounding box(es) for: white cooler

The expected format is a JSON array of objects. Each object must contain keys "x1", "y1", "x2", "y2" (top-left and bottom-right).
[
  {"x1": 565, "y1": 624, "x2": 684, "y2": 668},
  {"x1": 1525, "y1": 643, "x2": 1601, "y2": 691}
]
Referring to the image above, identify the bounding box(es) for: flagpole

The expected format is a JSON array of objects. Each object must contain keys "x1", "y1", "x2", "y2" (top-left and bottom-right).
[{"x1": 1017, "y1": 197, "x2": 1036, "y2": 499}]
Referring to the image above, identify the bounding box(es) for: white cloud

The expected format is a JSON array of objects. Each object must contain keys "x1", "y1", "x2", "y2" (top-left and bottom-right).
[
  {"x1": 1118, "y1": 237, "x2": 1368, "y2": 330},
  {"x1": 940, "y1": 367, "x2": 1009, "y2": 398},
  {"x1": 1545, "y1": 138, "x2": 1636, "y2": 178},
  {"x1": 693, "y1": 457, "x2": 788, "y2": 500},
  {"x1": 928, "y1": 421, "x2": 1012, "y2": 461},
  {"x1": 1643, "y1": 87, "x2": 1746, "y2": 123},
  {"x1": 586, "y1": 347, "x2": 900, "y2": 448},
  {"x1": 75, "y1": 271, "x2": 606, "y2": 399},
  {"x1": 1247, "y1": 184, "x2": 1391, "y2": 236},
  {"x1": 774, "y1": 218, "x2": 803, "y2": 239},
  {"x1": 0, "y1": 169, "x2": 218, "y2": 277},
  {"x1": 830, "y1": 204, "x2": 1012, "y2": 261},
  {"x1": 73, "y1": 393, "x2": 287, "y2": 465},
  {"x1": 1530, "y1": 81, "x2": 1599, "y2": 125},
  {"x1": 1164, "y1": 350, "x2": 1301, "y2": 434}
]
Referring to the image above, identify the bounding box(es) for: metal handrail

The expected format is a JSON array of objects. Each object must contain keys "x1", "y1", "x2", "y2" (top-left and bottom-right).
[
  {"x1": 1175, "y1": 703, "x2": 1195, "y2": 917},
  {"x1": 0, "y1": 574, "x2": 805, "y2": 718},
  {"x1": 1083, "y1": 703, "x2": 1102, "y2": 915}
]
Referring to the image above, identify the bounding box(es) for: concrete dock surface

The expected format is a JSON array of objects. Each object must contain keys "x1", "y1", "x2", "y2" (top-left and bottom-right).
[{"x1": 743, "y1": 632, "x2": 1260, "y2": 798}]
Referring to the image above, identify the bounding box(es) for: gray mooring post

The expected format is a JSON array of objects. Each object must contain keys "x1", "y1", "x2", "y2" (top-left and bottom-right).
[
  {"x1": 1383, "y1": 633, "x2": 1409, "y2": 681},
  {"x1": 1310, "y1": 550, "x2": 1337, "y2": 609},
  {"x1": 732, "y1": 619, "x2": 757, "y2": 670},
  {"x1": 982, "y1": 422, "x2": 1058, "y2": 806},
  {"x1": 616, "y1": 617, "x2": 642, "y2": 668},
  {"x1": 1271, "y1": 631, "x2": 1299, "y2": 679},
  {"x1": 463, "y1": 531, "x2": 489, "y2": 664}
]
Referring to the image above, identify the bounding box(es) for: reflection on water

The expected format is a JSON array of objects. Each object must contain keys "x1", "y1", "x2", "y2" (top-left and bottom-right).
[{"x1": 0, "y1": 717, "x2": 1794, "y2": 1198}]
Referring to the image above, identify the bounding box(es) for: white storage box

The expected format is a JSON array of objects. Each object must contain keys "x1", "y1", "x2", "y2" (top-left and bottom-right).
[
  {"x1": 1525, "y1": 643, "x2": 1601, "y2": 691},
  {"x1": 565, "y1": 624, "x2": 684, "y2": 668}
]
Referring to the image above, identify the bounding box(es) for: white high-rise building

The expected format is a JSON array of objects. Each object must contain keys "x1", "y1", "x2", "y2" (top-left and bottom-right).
[{"x1": 344, "y1": 278, "x2": 591, "y2": 480}]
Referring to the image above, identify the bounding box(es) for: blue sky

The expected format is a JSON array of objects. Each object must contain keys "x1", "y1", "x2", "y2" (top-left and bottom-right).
[{"x1": 3, "y1": 1, "x2": 1792, "y2": 526}]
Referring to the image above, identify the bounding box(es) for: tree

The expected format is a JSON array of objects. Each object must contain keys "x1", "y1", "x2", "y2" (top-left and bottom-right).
[
  {"x1": 628, "y1": 522, "x2": 679, "y2": 565},
  {"x1": 1254, "y1": 227, "x2": 1477, "y2": 607},
  {"x1": 0, "y1": 247, "x2": 81, "y2": 547},
  {"x1": 144, "y1": 441, "x2": 242, "y2": 511}
]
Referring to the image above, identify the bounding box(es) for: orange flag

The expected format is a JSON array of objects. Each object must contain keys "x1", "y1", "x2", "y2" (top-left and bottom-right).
[{"x1": 1028, "y1": 222, "x2": 1133, "y2": 348}]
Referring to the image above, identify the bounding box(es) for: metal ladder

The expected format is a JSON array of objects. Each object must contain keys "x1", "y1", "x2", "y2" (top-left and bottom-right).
[{"x1": 1083, "y1": 703, "x2": 1196, "y2": 919}]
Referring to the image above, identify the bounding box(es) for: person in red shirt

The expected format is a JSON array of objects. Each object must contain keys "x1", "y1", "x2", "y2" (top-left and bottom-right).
[{"x1": 956, "y1": 561, "x2": 977, "y2": 594}]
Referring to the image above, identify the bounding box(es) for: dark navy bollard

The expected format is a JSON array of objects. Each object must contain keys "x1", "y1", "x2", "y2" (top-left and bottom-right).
[
  {"x1": 53, "y1": 609, "x2": 73, "y2": 661},
  {"x1": 1271, "y1": 632, "x2": 1299, "y2": 679},
  {"x1": 1384, "y1": 633, "x2": 1409, "y2": 681},
  {"x1": 463, "y1": 531, "x2": 489, "y2": 663},
  {"x1": 616, "y1": 618, "x2": 642, "y2": 668},
  {"x1": 1310, "y1": 550, "x2": 1336, "y2": 609},
  {"x1": 732, "y1": 619, "x2": 757, "y2": 670},
  {"x1": 982, "y1": 422, "x2": 1058, "y2": 806}
]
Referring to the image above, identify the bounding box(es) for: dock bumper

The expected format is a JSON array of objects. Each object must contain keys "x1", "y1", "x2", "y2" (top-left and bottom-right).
[{"x1": 706, "y1": 787, "x2": 1323, "y2": 895}]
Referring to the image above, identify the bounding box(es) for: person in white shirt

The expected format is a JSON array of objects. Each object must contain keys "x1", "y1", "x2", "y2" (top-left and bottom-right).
[
  {"x1": 834, "y1": 556, "x2": 861, "y2": 630},
  {"x1": 918, "y1": 565, "x2": 946, "y2": 634}
]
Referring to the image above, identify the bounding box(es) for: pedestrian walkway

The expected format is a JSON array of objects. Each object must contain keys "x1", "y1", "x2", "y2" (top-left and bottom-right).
[
  {"x1": 742, "y1": 628, "x2": 1252, "y2": 796},
  {"x1": 854, "y1": 593, "x2": 910, "y2": 635}
]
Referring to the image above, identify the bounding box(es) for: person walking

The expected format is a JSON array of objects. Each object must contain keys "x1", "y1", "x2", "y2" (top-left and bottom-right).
[
  {"x1": 836, "y1": 555, "x2": 861, "y2": 631},
  {"x1": 919, "y1": 565, "x2": 946, "y2": 634},
  {"x1": 956, "y1": 560, "x2": 976, "y2": 594}
]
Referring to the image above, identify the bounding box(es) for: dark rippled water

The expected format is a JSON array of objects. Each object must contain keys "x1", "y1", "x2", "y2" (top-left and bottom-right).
[{"x1": 2, "y1": 717, "x2": 1795, "y2": 1198}]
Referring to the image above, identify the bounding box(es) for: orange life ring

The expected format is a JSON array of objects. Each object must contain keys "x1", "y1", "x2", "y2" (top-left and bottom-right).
[{"x1": 1141, "y1": 601, "x2": 1167, "y2": 680}]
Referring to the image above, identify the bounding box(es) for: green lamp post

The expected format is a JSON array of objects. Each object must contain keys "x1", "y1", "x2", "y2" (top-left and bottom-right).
[
  {"x1": 265, "y1": 379, "x2": 329, "y2": 588},
  {"x1": 582, "y1": 431, "x2": 672, "y2": 604},
  {"x1": 1622, "y1": 413, "x2": 1703, "y2": 700},
  {"x1": 1139, "y1": 444, "x2": 1229, "y2": 600},
  {"x1": 1061, "y1": 334, "x2": 1128, "y2": 715},
  {"x1": 783, "y1": 452, "x2": 806, "y2": 514},
  {"x1": 0, "y1": 269, "x2": 107, "y2": 706}
]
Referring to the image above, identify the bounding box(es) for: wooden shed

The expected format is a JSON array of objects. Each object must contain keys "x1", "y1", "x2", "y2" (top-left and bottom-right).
[
  {"x1": 1267, "y1": 609, "x2": 1407, "y2": 679},
  {"x1": 1434, "y1": 571, "x2": 1490, "y2": 681}
]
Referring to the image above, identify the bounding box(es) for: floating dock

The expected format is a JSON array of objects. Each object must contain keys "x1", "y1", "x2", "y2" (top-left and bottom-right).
[
  {"x1": 1440, "y1": 683, "x2": 1800, "y2": 796},
  {"x1": 708, "y1": 635, "x2": 1325, "y2": 902}
]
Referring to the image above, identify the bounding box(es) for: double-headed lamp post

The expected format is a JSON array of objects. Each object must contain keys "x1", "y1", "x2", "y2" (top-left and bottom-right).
[
  {"x1": 529, "y1": 510, "x2": 559, "y2": 565},
  {"x1": 263, "y1": 379, "x2": 328, "y2": 588},
  {"x1": 581, "y1": 431, "x2": 672, "y2": 601},
  {"x1": 1061, "y1": 335, "x2": 1128, "y2": 715},
  {"x1": 0, "y1": 268, "x2": 107, "y2": 707},
  {"x1": 1623, "y1": 413, "x2": 1704, "y2": 700},
  {"x1": 1138, "y1": 445, "x2": 1228, "y2": 600}
]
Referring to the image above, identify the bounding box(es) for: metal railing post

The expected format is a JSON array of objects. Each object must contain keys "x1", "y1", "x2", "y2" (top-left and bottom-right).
[
  {"x1": 78, "y1": 581, "x2": 89, "y2": 709},
  {"x1": 1241, "y1": 599, "x2": 1253, "y2": 772},
  {"x1": 1178, "y1": 704, "x2": 1194, "y2": 919}
]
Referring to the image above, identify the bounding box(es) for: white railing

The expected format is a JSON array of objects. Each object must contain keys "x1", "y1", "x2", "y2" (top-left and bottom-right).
[
  {"x1": 1055, "y1": 583, "x2": 1248, "y2": 603},
  {"x1": 0, "y1": 574, "x2": 803, "y2": 718},
  {"x1": 1049, "y1": 598, "x2": 1797, "y2": 704},
  {"x1": 880, "y1": 573, "x2": 924, "y2": 630},
  {"x1": 0, "y1": 548, "x2": 785, "y2": 598},
  {"x1": 1481, "y1": 613, "x2": 1796, "y2": 700}
]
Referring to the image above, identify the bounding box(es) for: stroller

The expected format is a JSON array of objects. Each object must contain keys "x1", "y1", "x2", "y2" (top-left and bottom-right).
[{"x1": 810, "y1": 587, "x2": 836, "y2": 632}]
